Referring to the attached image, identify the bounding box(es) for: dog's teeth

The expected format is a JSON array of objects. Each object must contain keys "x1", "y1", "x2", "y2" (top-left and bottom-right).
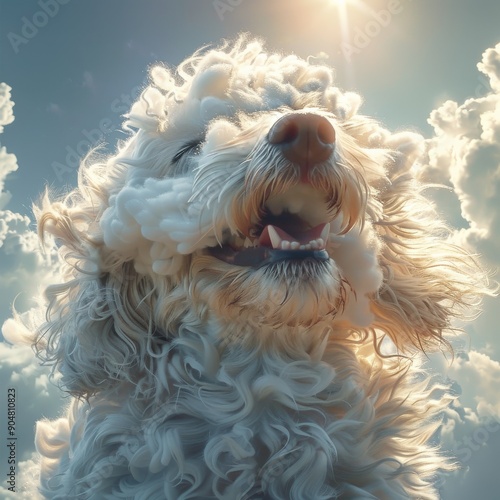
[
  {"x1": 262, "y1": 227, "x2": 329, "y2": 253},
  {"x1": 320, "y1": 223, "x2": 331, "y2": 242},
  {"x1": 268, "y1": 226, "x2": 282, "y2": 249},
  {"x1": 243, "y1": 237, "x2": 253, "y2": 248}
]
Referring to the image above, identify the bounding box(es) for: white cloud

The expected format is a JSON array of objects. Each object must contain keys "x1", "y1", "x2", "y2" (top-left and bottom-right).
[
  {"x1": 0, "y1": 210, "x2": 60, "y2": 322},
  {"x1": 0, "y1": 83, "x2": 18, "y2": 210},
  {"x1": 448, "y1": 351, "x2": 500, "y2": 418},
  {"x1": 425, "y1": 345, "x2": 500, "y2": 499},
  {"x1": 420, "y1": 42, "x2": 500, "y2": 266},
  {"x1": 1, "y1": 40, "x2": 500, "y2": 495},
  {"x1": 419, "y1": 44, "x2": 500, "y2": 498},
  {"x1": 0, "y1": 85, "x2": 63, "y2": 495},
  {"x1": 0, "y1": 83, "x2": 15, "y2": 133},
  {"x1": 478, "y1": 43, "x2": 500, "y2": 92},
  {"x1": 0, "y1": 146, "x2": 18, "y2": 210},
  {"x1": 0, "y1": 452, "x2": 44, "y2": 499},
  {"x1": 0, "y1": 319, "x2": 64, "y2": 498},
  {"x1": 0, "y1": 84, "x2": 60, "y2": 322}
]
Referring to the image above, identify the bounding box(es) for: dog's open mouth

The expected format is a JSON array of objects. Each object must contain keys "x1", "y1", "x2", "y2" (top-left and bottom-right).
[{"x1": 210, "y1": 185, "x2": 331, "y2": 267}]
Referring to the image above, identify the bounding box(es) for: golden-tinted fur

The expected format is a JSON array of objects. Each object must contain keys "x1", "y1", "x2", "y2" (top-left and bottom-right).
[{"x1": 28, "y1": 37, "x2": 488, "y2": 499}]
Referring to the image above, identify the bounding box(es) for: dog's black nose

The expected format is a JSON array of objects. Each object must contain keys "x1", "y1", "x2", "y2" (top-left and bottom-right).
[{"x1": 268, "y1": 112, "x2": 335, "y2": 181}]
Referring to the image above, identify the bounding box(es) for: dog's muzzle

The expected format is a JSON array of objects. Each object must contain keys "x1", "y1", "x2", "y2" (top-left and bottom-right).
[{"x1": 210, "y1": 112, "x2": 337, "y2": 268}]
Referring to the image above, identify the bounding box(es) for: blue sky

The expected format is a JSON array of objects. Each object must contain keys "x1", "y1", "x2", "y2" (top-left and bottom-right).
[
  {"x1": 1, "y1": 0, "x2": 500, "y2": 216},
  {"x1": 1, "y1": 0, "x2": 500, "y2": 498}
]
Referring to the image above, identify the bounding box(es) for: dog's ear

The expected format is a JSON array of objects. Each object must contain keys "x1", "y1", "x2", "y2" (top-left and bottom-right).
[
  {"x1": 33, "y1": 184, "x2": 171, "y2": 398},
  {"x1": 370, "y1": 134, "x2": 488, "y2": 352}
]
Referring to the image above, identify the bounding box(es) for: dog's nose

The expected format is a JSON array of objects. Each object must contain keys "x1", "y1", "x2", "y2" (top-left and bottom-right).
[{"x1": 268, "y1": 113, "x2": 336, "y2": 181}]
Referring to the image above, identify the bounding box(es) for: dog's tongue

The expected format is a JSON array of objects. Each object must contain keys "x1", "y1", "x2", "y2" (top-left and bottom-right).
[
  {"x1": 209, "y1": 222, "x2": 330, "y2": 267},
  {"x1": 259, "y1": 223, "x2": 329, "y2": 250}
]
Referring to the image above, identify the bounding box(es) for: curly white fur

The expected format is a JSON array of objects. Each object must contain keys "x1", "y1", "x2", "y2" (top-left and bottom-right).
[{"x1": 27, "y1": 37, "x2": 489, "y2": 499}]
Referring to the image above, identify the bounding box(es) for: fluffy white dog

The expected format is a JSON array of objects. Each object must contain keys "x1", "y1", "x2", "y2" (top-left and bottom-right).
[{"x1": 31, "y1": 37, "x2": 486, "y2": 499}]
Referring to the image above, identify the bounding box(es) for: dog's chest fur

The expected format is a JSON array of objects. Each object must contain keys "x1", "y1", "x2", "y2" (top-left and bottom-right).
[
  {"x1": 29, "y1": 37, "x2": 487, "y2": 500},
  {"x1": 57, "y1": 328, "x2": 434, "y2": 499}
]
